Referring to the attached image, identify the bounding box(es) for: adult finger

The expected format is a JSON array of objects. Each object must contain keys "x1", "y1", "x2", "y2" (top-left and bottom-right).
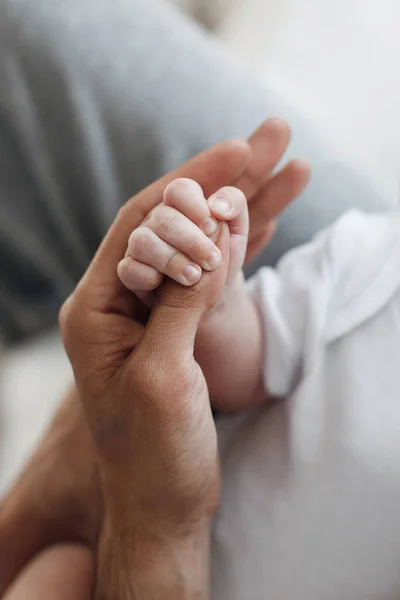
[
  {"x1": 136, "y1": 224, "x2": 230, "y2": 364},
  {"x1": 69, "y1": 139, "x2": 250, "y2": 319},
  {"x1": 246, "y1": 159, "x2": 311, "y2": 263},
  {"x1": 252, "y1": 159, "x2": 311, "y2": 224},
  {"x1": 233, "y1": 118, "x2": 291, "y2": 200}
]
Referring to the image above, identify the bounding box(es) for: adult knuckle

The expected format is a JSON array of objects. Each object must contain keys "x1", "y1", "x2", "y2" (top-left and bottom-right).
[
  {"x1": 58, "y1": 298, "x2": 70, "y2": 338},
  {"x1": 59, "y1": 293, "x2": 81, "y2": 351}
]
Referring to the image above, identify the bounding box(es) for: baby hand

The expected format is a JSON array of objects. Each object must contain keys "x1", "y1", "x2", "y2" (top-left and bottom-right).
[{"x1": 117, "y1": 178, "x2": 248, "y2": 303}]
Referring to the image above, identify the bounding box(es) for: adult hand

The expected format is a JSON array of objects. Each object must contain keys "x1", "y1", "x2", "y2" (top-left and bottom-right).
[
  {"x1": 0, "y1": 119, "x2": 310, "y2": 595},
  {"x1": 61, "y1": 220, "x2": 233, "y2": 599},
  {"x1": 243, "y1": 119, "x2": 310, "y2": 264}
]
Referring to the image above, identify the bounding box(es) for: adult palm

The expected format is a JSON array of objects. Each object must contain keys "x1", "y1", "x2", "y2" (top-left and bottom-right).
[{"x1": 0, "y1": 119, "x2": 310, "y2": 594}]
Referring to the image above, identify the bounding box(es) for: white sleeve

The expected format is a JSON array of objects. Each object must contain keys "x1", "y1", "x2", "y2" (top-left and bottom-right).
[
  {"x1": 247, "y1": 210, "x2": 400, "y2": 397},
  {"x1": 247, "y1": 231, "x2": 332, "y2": 397}
]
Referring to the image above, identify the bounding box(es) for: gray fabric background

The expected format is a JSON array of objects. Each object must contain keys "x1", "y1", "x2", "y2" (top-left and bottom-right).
[{"x1": 0, "y1": 0, "x2": 391, "y2": 341}]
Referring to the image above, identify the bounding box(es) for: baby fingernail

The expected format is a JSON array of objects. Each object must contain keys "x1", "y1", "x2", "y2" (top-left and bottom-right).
[
  {"x1": 202, "y1": 216, "x2": 218, "y2": 235},
  {"x1": 203, "y1": 249, "x2": 221, "y2": 270},
  {"x1": 209, "y1": 196, "x2": 232, "y2": 217},
  {"x1": 180, "y1": 264, "x2": 201, "y2": 285}
]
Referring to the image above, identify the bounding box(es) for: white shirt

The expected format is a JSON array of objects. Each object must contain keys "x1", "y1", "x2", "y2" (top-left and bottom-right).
[{"x1": 214, "y1": 211, "x2": 400, "y2": 600}]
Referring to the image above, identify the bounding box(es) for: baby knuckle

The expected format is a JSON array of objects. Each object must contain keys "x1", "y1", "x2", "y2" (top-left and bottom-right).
[
  {"x1": 143, "y1": 269, "x2": 162, "y2": 290},
  {"x1": 164, "y1": 177, "x2": 188, "y2": 195},
  {"x1": 234, "y1": 188, "x2": 247, "y2": 207},
  {"x1": 224, "y1": 186, "x2": 246, "y2": 206},
  {"x1": 152, "y1": 207, "x2": 175, "y2": 236},
  {"x1": 190, "y1": 235, "x2": 209, "y2": 257},
  {"x1": 117, "y1": 259, "x2": 132, "y2": 285},
  {"x1": 165, "y1": 177, "x2": 198, "y2": 197},
  {"x1": 129, "y1": 227, "x2": 152, "y2": 257}
]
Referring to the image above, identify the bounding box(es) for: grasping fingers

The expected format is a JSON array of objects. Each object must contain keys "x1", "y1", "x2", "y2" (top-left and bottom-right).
[
  {"x1": 163, "y1": 178, "x2": 218, "y2": 236},
  {"x1": 208, "y1": 186, "x2": 249, "y2": 284},
  {"x1": 118, "y1": 178, "x2": 222, "y2": 294}
]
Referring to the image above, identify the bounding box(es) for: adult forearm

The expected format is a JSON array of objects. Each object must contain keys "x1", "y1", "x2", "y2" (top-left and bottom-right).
[
  {"x1": 0, "y1": 384, "x2": 101, "y2": 592},
  {"x1": 95, "y1": 517, "x2": 212, "y2": 600},
  {"x1": 0, "y1": 384, "x2": 97, "y2": 526}
]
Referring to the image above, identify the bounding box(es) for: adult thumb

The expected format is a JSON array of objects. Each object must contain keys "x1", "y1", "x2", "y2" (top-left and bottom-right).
[{"x1": 139, "y1": 223, "x2": 230, "y2": 360}]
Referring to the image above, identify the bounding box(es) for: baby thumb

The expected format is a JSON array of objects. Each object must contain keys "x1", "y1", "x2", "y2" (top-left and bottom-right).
[{"x1": 140, "y1": 223, "x2": 230, "y2": 358}]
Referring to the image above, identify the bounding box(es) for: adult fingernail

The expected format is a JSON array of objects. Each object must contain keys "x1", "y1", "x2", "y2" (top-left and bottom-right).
[
  {"x1": 180, "y1": 264, "x2": 202, "y2": 285},
  {"x1": 203, "y1": 249, "x2": 221, "y2": 271},
  {"x1": 209, "y1": 196, "x2": 232, "y2": 217},
  {"x1": 202, "y1": 216, "x2": 218, "y2": 235}
]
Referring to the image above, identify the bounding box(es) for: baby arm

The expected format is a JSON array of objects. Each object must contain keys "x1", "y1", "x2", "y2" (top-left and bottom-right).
[
  {"x1": 118, "y1": 178, "x2": 266, "y2": 412},
  {"x1": 194, "y1": 272, "x2": 266, "y2": 411}
]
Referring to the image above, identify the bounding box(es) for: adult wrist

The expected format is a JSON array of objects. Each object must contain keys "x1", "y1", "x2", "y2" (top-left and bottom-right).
[{"x1": 96, "y1": 514, "x2": 212, "y2": 600}]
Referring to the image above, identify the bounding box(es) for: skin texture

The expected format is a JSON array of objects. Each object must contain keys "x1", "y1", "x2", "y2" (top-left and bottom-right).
[
  {"x1": 0, "y1": 119, "x2": 310, "y2": 598},
  {"x1": 119, "y1": 181, "x2": 249, "y2": 292},
  {"x1": 4, "y1": 545, "x2": 94, "y2": 600},
  {"x1": 119, "y1": 180, "x2": 265, "y2": 411}
]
